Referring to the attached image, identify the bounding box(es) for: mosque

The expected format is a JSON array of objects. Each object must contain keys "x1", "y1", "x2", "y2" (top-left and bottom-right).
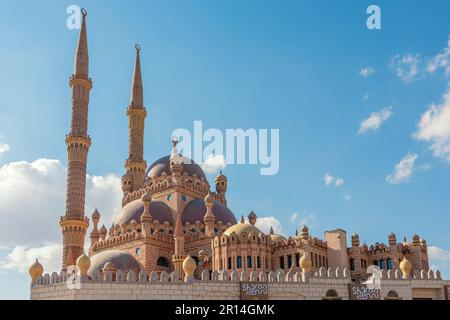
[{"x1": 28, "y1": 10, "x2": 445, "y2": 299}]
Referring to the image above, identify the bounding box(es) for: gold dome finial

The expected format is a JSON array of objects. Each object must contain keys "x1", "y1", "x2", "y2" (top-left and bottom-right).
[
  {"x1": 182, "y1": 254, "x2": 196, "y2": 277},
  {"x1": 141, "y1": 190, "x2": 152, "y2": 203},
  {"x1": 76, "y1": 251, "x2": 91, "y2": 276},
  {"x1": 29, "y1": 258, "x2": 44, "y2": 283},
  {"x1": 399, "y1": 256, "x2": 412, "y2": 279},
  {"x1": 299, "y1": 253, "x2": 312, "y2": 273}
]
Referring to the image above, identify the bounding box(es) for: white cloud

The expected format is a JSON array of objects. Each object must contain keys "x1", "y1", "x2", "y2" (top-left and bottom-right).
[
  {"x1": 363, "y1": 93, "x2": 370, "y2": 101},
  {"x1": 0, "y1": 243, "x2": 61, "y2": 273},
  {"x1": 297, "y1": 211, "x2": 316, "y2": 228},
  {"x1": 290, "y1": 212, "x2": 298, "y2": 222},
  {"x1": 358, "y1": 107, "x2": 392, "y2": 134},
  {"x1": 254, "y1": 216, "x2": 284, "y2": 235},
  {"x1": 323, "y1": 173, "x2": 344, "y2": 187},
  {"x1": 428, "y1": 246, "x2": 450, "y2": 279},
  {"x1": 359, "y1": 67, "x2": 375, "y2": 78},
  {"x1": 386, "y1": 153, "x2": 418, "y2": 184},
  {"x1": 391, "y1": 53, "x2": 421, "y2": 82},
  {"x1": 200, "y1": 154, "x2": 226, "y2": 174},
  {"x1": 0, "y1": 158, "x2": 122, "y2": 247},
  {"x1": 414, "y1": 87, "x2": 450, "y2": 162},
  {"x1": 0, "y1": 143, "x2": 9, "y2": 156},
  {"x1": 427, "y1": 35, "x2": 450, "y2": 76}
]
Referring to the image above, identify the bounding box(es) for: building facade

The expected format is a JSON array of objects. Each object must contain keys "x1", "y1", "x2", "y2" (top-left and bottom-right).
[{"x1": 28, "y1": 9, "x2": 448, "y2": 300}]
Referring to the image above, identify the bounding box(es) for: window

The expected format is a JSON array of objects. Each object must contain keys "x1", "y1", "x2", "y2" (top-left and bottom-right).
[
  {"x1": 380, "y1": 259, "x2": 385, "y2": 270},
  {"x1": 288, "y1": 255, "x2": 292, "y2": 268},
  {"x1": 387, "y1": 258, "x2": 392, "y2": 270},
  {"x1": 157, "y1": 256, "x2": 170, "y2": 268},
  {"x1": 135, "y1": 247, "x2": 142, "y2": 256},
  {"x1": 247, "y1": 256, "x2": 252, "y2": 268},
  {"x1": 192, "y1": 256, "x2": 199, "y2": 265},
  {"x1": 373, "y1": 260, "x2": 378, "y2": 266},
  {"x1": 350, "y1": 258, "x2": 355, "y2": 271},
  {"x1": 257, "y1": 256, "x2": 261, "y2": 268},
  {"x1": 279, "y1": 256, "x2": 285, "y2": 269},
  {"x1": 190, "y1": 228, "x2": 196, "y2": 235},
  {"x1": 227, "y1": 257, "x2": 232, "y2": 269},
  {"x1": 237, "y1": 256, "x2": 242, "y2": 268},
  {"x1": 360, "y1": 259, "x2": 364, "y2": 268},
  {"x1": 295, "y1": 254, "x2": 300, "y2": 267}
]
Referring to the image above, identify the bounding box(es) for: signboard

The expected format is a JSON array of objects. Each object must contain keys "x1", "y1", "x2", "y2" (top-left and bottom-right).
[
  {"x1": 348, "y1": 284, "x2": 381, "y2": 300},
  {"x1": 445, "y1": 285, "x2": 450, "y2": 300},
  {"x1": 240, "y1": 282, "x2": 269, "y2": 300}
]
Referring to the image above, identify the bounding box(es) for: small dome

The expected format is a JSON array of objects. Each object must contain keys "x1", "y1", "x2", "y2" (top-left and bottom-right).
[
  {"x1": 76, "y1": 252, "x2": 91, "y2": 276},
  {"x1": 141, "y1": 190, "x2": 152, "y2": 203},
  {"x1": 182, "y1": 199, "x2": 237, "y2": 225},
  {"x1": 300, "y1": 253, "x2": 312, "y2": 273},
  {"x1": 270, "y1": 234, "x2": 287, "y2": 242},
  {"x1": 88, "y1": 250, "x2": 140, "y2": 277},
  {"x1": 92, "y1": 208, "x2": 100, "y2": 219},
  {"x1": 223, "y1": 223, "x2": 264, "y2": 237},
  {"x1": 114, "y1": 199, "x2": 173, "y2": 225},
  {"x1": 182, "y1": 255, "x2": 197, "y2": 276},
  {"x1": 146, "y1": 155, "x2": 206, "y2": 180},
  {"x1": 29, "y1": 258, "x2": 44, "y2": 282},
  {"x1": 412, "y1": 234, "x2": 419, "y2": 240},
  {"x1": 399, "y1": 256, "x2": 412, "y2": 278},
  {"x1": 301, "y1": 225, "x2": 309, "y2": 233}
]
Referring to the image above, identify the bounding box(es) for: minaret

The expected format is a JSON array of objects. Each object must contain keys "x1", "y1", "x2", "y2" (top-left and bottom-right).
[
  {"x1": 172, "y1": 214, "x2": 186, "y2": 279},
  {"x1": 124, "y1": 44, "x2": 147, "y2": 194},
  {"x1": 60, "y1": 9, "x2": 91, "y2": 270}
]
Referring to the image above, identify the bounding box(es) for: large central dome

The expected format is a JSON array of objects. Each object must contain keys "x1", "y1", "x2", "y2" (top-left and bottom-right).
[{"x1": 146, "y1": 155, "x2": 206, "y2": 180}]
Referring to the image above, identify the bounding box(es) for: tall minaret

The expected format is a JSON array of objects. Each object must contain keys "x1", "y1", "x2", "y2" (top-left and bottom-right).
[
  {"x1": 123, "y1": 45, "x2": 147, "y2": 194},
  {"x1": 60, "y1": 9, "x2": 91, "y2": 270}
]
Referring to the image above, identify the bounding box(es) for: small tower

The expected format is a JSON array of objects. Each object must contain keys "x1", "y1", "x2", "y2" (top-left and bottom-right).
[
  {"x1": 124, "y1": 44, "x2": 147, "y2": 194},
  {"x1": 99, "y1": 225, "x2": 107, "y2": 240},
  {"x1": 121, "y1": 173, "x2": 133, "y2": 199},
  {"x1": 60, "y1": 8, "x2": 91, "y2": 270},
  {"x1": 300, "y1": 225, "x2": 309, "y2": 240},
  {"x1": 203, "y1": 193, "x2": 216, "y2": 237},
  {"x1": 169, "y1": 137, "x2": 183, "y2": 177},
  {"x1": 388, "y1": 233, "x2": 397, "y2": 246},
  {"x1": 172, "y1": 214, "x2": 186, "y2": 279},
  {"x1": 248, "y1": 211, "x2": 257, "y2": 225},
  {"x1": 214, "y1": 171, "x2": 227, "y2": 204},
  {"x1": 90, "y1": 209, "x2": 100, "y2": 245},
  {"x1": 351, "y1": 233, "x2": 360, "y2": 247},
  {"x1": 140, "y1": 191, "x2": 152, "y2": 236}
]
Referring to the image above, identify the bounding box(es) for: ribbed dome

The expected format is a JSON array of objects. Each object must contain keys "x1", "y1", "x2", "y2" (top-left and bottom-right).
[
  {"x1": 146, "y1": 155, "x2": 206, "y2": 179},
  {"x1": 113, "y1": 199, "x2": 173, "y2": 225},
  {"x1": 224, "y1": 223, "x2": 264, "y2": 237},
  {"x1": 87, "y1": 250, "x2": 141, "y2": 276},
  {"x1": 182, "y1": 199, "x2": 237, "y2": 225},
  {"x1": 270, "y1": 234, "x2": 287, "y2": 242}
]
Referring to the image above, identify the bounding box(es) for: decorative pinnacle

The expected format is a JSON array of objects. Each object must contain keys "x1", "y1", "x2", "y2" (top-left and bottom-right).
[
  {"x1": 135, "y1": 43, "x2": 141, "y2": 52},
  {"x1": 81, "y1": 8, "x2": 87, "y2": 16}
]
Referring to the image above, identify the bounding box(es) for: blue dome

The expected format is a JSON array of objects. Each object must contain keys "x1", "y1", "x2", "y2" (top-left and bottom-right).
[
  {"x1": 182, "y1": 199, "x2": 237, "y2": 225},
  {"x1": 146, "y1": 155, "x2": 206, "y2": 180},
  {"x1": 113, "y1": 199, "x2": 173, "y2": 225}
]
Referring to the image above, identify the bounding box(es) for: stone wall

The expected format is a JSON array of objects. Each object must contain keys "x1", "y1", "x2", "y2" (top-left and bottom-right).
[{"x1": 30, "y1": 267, "x2": 447, "y2": 300}]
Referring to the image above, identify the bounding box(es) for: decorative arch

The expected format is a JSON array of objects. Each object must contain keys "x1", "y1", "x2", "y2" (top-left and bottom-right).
[{"x1": 156, "y1": 256, "x2": 170, "y2": 268}]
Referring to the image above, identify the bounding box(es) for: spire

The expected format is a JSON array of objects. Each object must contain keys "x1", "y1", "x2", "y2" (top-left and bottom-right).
[
  {"x1": 270, "y1": 226, "x2": 274, "y2": 235},
  {"x1": 130, "y1": 44, "x2": 143, "y2": 108},
  {"x1": 74, "y1": 8, "x2": 89, "y2": 77},
  {"x1": 174, "y1": 214, "x2": 184, "y2": 238}
]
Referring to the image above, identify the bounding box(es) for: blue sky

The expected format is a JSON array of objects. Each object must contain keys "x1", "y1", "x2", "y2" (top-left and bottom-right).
[{"x1": 0, "y1": 0, "x2": 449, "y2": 299}]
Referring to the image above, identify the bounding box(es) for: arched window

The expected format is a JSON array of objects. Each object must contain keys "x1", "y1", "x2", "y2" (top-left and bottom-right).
[
  {"x1": 295, "y1": 253, "x2": 300, "y2": 267},
  {"x1": 157, "y1": 256, "x2": 170, "y2": 268},
  {"x1": 237, "y1": 256, "x2": 242, "y2": 268},
  {"x1": 380, "y1": 259, "x2": 385, "y2": 270},
  {"x1": 288, "y1": 255, "x2": 292, "y2": 268},
  {"x1": 387, "y1": 290, "x2": 399, "y2": 298},
  {"x1": 190, "y1": 228, "x2": 196, "y2": 235},
  {"x1": 323, "y1": 289, "x2": 340, "y2": 300},
  {"x1": 247, "y1": 256, "x2": 252, "y2": 268},
  {"x1": 192, "y1": 256, "x2": 199, "y2": 266},
  {"x1": 227, "y1": 257, "x2": 232, "y2": 269},
  {"x1": 257, "y1": 256, "x2": 261, "y2": 268},
  {"x1": 387, "y1": 258, "x2": 392, "y2": 270},
  {"x1": 373, "y1": 260, "x2": 378, "y2": 266},
  {"x1": 350, "y1": 258, "x2": 355, "y2": 271}
]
